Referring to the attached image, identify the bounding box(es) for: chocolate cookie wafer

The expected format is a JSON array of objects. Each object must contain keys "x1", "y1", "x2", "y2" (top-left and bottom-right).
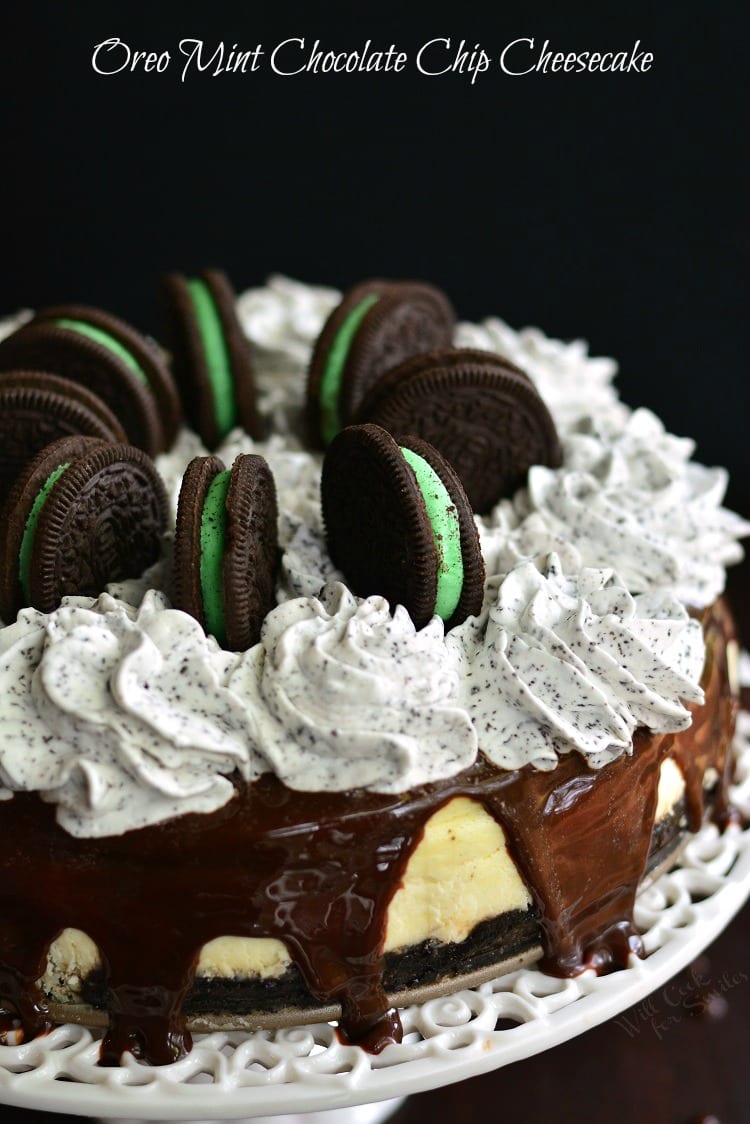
[
  {"x1": 174, "y1": 452, "x2": 278, "y2": 650},
  {"x1": 163, "y1": 269, "x2": 260, "y2": 449},
  {"x1": 0, "y1": 306, "x2": 179, "y2": 454},
  {"x1": 321, "y1": 423, "x2": 484, "y2": 630},
  {"x1": 354, "y1": 348, "x2": 562, "y2": 513},
  {"x1": 306, "y1": 279, "x2": 455, "y2": 448},
  {"x1": 0, "y1": 435, "x2": 168, "y2": 620},
  {"x1": 0, "y1": 371, "x2": 127, "y2": 505}
]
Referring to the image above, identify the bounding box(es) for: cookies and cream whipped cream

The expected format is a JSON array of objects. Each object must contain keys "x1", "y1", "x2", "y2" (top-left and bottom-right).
[
  {"x1": 0, "y1": 593, "x2": 265, "y2": 836},
  {"x1": 482, "y1": 409, "x2": 749, "y2": 607},
  {"x1": 0, "y1": 275, "x2": 747, "y2": 837},
  {"x1": 450, "y1": 555, "x2": 704, "y2": 773}
]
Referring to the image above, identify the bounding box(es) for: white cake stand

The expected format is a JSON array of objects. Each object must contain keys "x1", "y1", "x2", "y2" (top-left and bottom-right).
[{"x1": 1, "y1": 712, "x2": 748, "y2": 1124}]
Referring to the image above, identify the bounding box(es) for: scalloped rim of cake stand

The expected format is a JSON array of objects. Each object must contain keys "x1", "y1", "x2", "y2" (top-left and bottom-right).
[{"x1": 0, "y1": 714, "x2": 748, "y2": 1122}]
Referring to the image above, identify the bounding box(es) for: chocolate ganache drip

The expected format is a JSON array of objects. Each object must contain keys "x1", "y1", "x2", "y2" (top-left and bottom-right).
[
  {"x1": 669, "y1": 599, "x2": 741, "y2": 832},
  {"x1": 0, "y1": 602, "x2": 740, "y2": 1064}
]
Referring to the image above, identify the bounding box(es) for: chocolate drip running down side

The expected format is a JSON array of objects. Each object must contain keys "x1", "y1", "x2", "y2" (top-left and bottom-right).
[
  {"x1": 0, "y1": 601, "x2": 739, "y2": 1065},
  {"x1": 671, "y1": 599, "x2": 741, "y2": 832}
]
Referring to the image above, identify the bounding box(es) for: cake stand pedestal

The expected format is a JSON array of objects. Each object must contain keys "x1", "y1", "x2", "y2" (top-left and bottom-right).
[{"x1": 1, "y1": 714, "x2": 749, "y2": 1123}]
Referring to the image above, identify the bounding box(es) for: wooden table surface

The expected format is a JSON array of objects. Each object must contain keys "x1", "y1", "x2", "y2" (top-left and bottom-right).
[{"x1": 4, "y1": 563, "x2": 750, "y2": 1124}]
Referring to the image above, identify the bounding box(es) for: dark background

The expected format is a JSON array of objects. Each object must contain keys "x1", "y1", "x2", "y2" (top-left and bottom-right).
[{"x1": 1, "y1": 3, "x2": 748, "y2": 1121}]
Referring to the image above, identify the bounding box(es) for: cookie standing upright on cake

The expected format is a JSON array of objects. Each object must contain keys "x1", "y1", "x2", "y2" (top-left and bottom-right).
[
  {"x1": 163, "y1": 268, "x2": 261, "y2": 448},
  {"x1": 174, "y1": 452, "x2": 279, "y2": 649},
  {"x1": 354, "y1": 348, "x2": 562, "y2": 512},
  {"x1": 306, "y1": 279, "x2": 455, "y2": 447},
  {"x1": 0, "y1": 435, "x2": 168, "y2": 619},
  {"x1": 0, "y1": 305, "x2": 180, "y2": 455},
  {"x1": 0, "y1": 370, "x2": 127, "y2": 504},
  {"x1": 322, "y1": 422, "x2": 485, "y2": 629}
]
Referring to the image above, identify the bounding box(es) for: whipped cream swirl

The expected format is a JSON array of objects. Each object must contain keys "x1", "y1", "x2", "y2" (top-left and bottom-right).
[
  {"x1": 0, "y1": 561, "x2": 704, "y2": 836},
  {"x1": 483, "y1": 409, "x2": 750, "y2": 608},
  {"x1": 450, "y1": 555, "x2": 705, "y2": 771},
  {"x1": 0, "y1": 592, "x2": 266, "y2": 837},
  {"x1": 230, "y1": 583, "x2": 477, "y2": 792}
]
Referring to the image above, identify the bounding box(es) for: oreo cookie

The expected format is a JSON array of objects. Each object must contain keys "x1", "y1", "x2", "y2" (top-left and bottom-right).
[
  {"x1": 0, "y1": 371, "x2": 127, "y2": 505},
  {"x1": 0, "y1": 305, "x2": 180, "y2": 455},
  {"x1": 321, "y1": 423, "x2": 484, "y2": 630},
  {"x1": 0, "y1": 436, "x2": 168, "y2": 620},
  {"x1": 354, "y1": 348, "x2": 562, "y2": 514},
  {"x1": 163, "y1": 269, "x2": 260, "y2": 449},
  {"x1": 306, "y1": 280, "x2": 455, "y2": 448},
  {"x1": 174, "y1": 453, "x2": 278, "y2": 650}
]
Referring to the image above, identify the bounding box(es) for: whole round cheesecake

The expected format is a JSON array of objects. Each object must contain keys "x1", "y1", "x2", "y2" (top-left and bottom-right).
[{"x1": 0, "y1": 277, "x2": 747, "y2": 1067}]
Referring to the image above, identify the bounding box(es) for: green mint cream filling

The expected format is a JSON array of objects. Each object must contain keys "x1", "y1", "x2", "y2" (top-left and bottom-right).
[
  {"x1": 19, "y1": 462, "x2": 71, "y2": 602},
  {"x1": 54, "y1": 318, "x2": 150, "y2": 386},
  {"x1": 199, "y1": 470, "x2": 231, "y2": 646},
  {"x1": 400, "y1": 446, "x2": 464, "y2": 623},
  {"x1": 319, "y1": 293, "x2": 379, "y2": 445},
  {"x1": 187, "y1": 279, "x2": 237, "y2": 439}
]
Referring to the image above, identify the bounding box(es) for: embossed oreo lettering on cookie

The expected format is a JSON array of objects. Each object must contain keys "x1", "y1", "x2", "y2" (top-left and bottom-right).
[
  {"x1": 174, "y1": 452, "x2": 279, "y2": 650},
  {"x1": 0, "y1": 305, "x2": 180, "y2": 455},
  {"x1": 306, "y1": 279, "x2": 455, "y2": 447},
  {"x1": 322, "y1": 423, "x2": 484, "y2": 630},
  {"x1": 0, "y1": 435, "x2": 168, "y2": 619},
  {"x1": 0, "y1": 370, "x2": 127, "y2": 505},
  {"x1": 354, "y1": 348, "x2": 562, "y2": 513}
]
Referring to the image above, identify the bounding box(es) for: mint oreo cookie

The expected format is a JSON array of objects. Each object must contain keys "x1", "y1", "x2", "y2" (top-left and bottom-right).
[
  {"x1": 174, "y1": 453, "x2": 278, "y2": 650},
  {"x1": 354, "y1": 348, "x2": 562, "y2": 513},
  {"x1": 0, "y1": 435, "x2": 168, "y2": 620},
  {"x1": 306, "y1": 280, "x2": 455, "y2": 448},
  {"x1": 163, "y1": 269, "x2": 260, "y2": 449},
  {"x1": 0, "y1": 305, "x2": 180, "y2": 455},
  {"x1": 321, "y1": 423, "x2": 484, "y2": 630},
  {"x1": 0, "y1": 370, "x2": 127, "y2": 504}
]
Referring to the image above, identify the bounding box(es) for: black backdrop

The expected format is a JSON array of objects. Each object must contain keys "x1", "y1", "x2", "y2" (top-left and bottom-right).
[{"x1": 2, "y1": 1, "x2": 748, "y2": 516}]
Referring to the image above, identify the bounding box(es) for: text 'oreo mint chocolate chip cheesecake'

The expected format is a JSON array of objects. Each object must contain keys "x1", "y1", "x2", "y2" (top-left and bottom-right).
[{"x1": 0, "y1": 273, "x2": 747, "y2": 1067}]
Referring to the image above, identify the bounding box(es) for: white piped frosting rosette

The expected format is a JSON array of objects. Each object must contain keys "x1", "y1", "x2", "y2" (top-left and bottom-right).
[
  {"x1": 0, "y1": 591, "x2": 266, "y2": 837},
  {"x1": 230, "y1": 582, "x2": 477, "y2": 793},
  {"x1": 450, "y1": 554, "x2": 705, "y2": 772},
  {"x1": 482, "y1": 409, "x2": 750, "y2": 607}
]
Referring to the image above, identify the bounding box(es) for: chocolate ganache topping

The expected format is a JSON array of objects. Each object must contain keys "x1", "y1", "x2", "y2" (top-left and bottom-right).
[{"x1": 0, "y1": 277, "x2": 746, "y2": 1066}]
